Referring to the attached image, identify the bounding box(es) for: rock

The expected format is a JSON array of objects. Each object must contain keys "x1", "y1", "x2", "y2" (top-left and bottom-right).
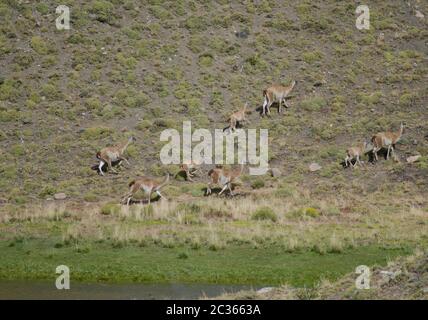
[
  {"x1": 309, "y1": 163, "x2": 322, "y2": 172},
  {"x1": 235, "y1": 29, "x2": 249, "y2": 39},
  {"x1": 380, "y1": 270, "x2": 401, "y2": 284},
  {"x1": 412, "y1": 139, "x2": 418, "y2": 145},
  {"x1": 54, "y1": 193, "x2": 67, "y2": 200},
  {"x1": 415, "y1": 10, "x2": 424, "y2": 19},
  {"x1": 270, "y1": 168, "x2": 282, "y2": 178},
  {"x1": 423, "y1": 287, "x2": 428, "y2": 293},
  {"x1": 257, "y1": 287, "x2": 274, "y2": 294},
  {"x1": 377, "y1": 32, "x2": 385, "y2": 46},
  {"x1": 406, "y1": 155, "x2": 421, "y2": 163}
]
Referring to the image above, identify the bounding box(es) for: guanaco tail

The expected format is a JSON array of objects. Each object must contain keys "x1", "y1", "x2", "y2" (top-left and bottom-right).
[
  {"x1": 262, "y1": 80, "x2": 296, "y2": 116},
  {"x1": 345, "y1": 141, "x2": 370, "y2": 168},
  {"x1": 371, "y1": 123, "x2": 404, "y2": 161},
  {"x1": 122, "y1": 173, "x2": 170, "y2": 205},
  {"x1": 96, "y1": 136, "x2": 136, "y2": 175},
  {"x1": 223, "y1": 103, "x2": 249, "y2": 134},
  {"x1": 206, "y1": 162, "x2": 245, "y2": 197}
]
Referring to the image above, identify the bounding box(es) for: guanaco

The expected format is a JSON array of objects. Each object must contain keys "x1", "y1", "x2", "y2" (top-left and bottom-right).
[
  {"x1": 371, "y1": 123, "x2": 404, "y2": 161},
  {"x1": 345, "y1": 141, "x2": 369, "y2": 168},
  {"x1": 223, "y1": 103, "x2": 249, "y2": 134},
  {"x1": 206, "y1": 163, "x2": 244, "y2": 197},
  {"x1": 96, "y1": 136, "x2": 136, "y2": 175},
  {"x1": 262, "y1": 80, "x2": 296, "y2": 116},
  {"x1": 177, "y1": 161, "x2": 201, "y2": 182},
  {"x1": 122, "y1": 174, "x2": 170, "y2": 205}
]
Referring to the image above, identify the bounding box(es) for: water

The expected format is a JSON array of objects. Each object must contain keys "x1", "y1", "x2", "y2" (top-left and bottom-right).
[{"x1": 0, "y1": 280, "x2": 261, "y2": 300}]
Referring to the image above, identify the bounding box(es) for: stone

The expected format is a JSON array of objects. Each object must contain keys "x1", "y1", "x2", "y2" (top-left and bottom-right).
[
  {"x1": 415, "y1": 10, "x2": 424, "y2": 19},
  {"x1": 54, "y1": 193, "x2": 67, "y2": 200},
  {"x1": 270, "y1": 168, "x2": 282, "y2": 177},
  {"x1": 309, "y1": 162, "x2": 322, "y2": 172},
  {"x1": 235, "y1": 29, "x2": 249, "y2": 39},
  {"x1": 406, "y1": 155, "x2": 421, "y2": 163},
  {"x1": 257, "y1": 287, "x2": 274, "y2": 294}
]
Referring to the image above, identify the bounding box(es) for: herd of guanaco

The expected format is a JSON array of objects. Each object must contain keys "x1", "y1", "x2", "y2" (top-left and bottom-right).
[
  {"x1": 94, "y1": 80, "x2": 406, "y2": 204},
  {"x1": 345, "y1": 122, "x2": 404, "y2": 168}
]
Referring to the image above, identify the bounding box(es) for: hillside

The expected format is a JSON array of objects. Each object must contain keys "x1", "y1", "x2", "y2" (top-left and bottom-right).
[
  {"x1": 0, "y1": 0, "x2": 427, "y2": 204},
  {"x1": 0, "y1": 0, "x2": 427, "y2": 296}
]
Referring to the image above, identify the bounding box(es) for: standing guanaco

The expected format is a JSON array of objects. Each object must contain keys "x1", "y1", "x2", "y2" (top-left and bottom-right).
[
  {"x1": 122, "y1": 173, "x2": 170, "y2": 205},
  {"x1": 371, "y1": 123, "x2": 404, "y2": 161},
  {"x1": 223, "y1": 103, "x2": 249, "y2": 134},
  {"x1": 206, "y1": 163, "x2": 245, "y2": 197},
  {"x1": 96, "y1": 136, "x2": 136, "y2": 175},
  {"x1": 345, "y1": 141, "x2": 370, "y2": 168},
  {"x1": 262, "y1": 80, "x2": 296, "y2": 116}
]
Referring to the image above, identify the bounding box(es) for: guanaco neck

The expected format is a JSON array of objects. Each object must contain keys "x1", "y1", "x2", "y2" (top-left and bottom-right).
[
  {"x1": 397, "y1": 124, "x2": 403, "y2": 138},
  {"x1": 120, "y1": 138, "x2": 133, "y2": 154}
]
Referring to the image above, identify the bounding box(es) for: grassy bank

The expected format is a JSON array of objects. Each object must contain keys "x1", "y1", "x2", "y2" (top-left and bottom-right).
[
  {"x1": 0, "y1": 239, "x2": 411, "y2": 286},
  {"x1": 0, "y1": 192, "x2": 426, "y2": 285},
  {"x1": 215, "y1": 250, "x2": 428, "y2": 299}
]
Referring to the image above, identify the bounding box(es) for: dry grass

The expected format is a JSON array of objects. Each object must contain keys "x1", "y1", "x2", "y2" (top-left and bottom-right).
[{"x1": 1, "y1": 184, "x2": 427, "y2": 252}]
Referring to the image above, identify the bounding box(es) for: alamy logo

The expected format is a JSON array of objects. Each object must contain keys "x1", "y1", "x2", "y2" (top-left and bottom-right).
[
  {"x1": 55, "y1": 265, "x2": 70, "y2": 290},
  {"x1": 56, "y1": 5, "x2": 70, "y2": 30},
  {"x1": 355, "y1": 265, "x2": 370, "y2": 289},
  {"x1": 159, "y1": 121, "x2": 269, "y2": 175},
  {"x1": 355, "y1": 5, "x2": 370, "y2": 30}
]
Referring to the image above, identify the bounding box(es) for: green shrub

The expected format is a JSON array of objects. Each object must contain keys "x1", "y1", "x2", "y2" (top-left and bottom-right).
[
  {"x1": 82, "y1": 126, "x2": 113, "y2": 140},
  {"x1": 184, "y1": 16, "x2": 207, "y2": 32},
  {"x1": 100, "y1": 203, "x2": 120, "y2": 215},
  {"x1": 303, "y1": 51, "x2": 323, "y2": 64},
  {"x1": 198, "y1": 53, "x2": 214, "y2": 67},
  {"x1": 399, "y1": 93, "x2": 415, "y2": 107},
  {"x1": 88, "y1": 1, "x2": 115, "y2": 24},
  {"x1": 251, "y1": 179, "x2": 265, "y2": 189},
  {"x1": 252, "y1": 207, "x2": 277, "y2": 222},
  {"x1": 300, "y1": 97, "x2": 326, "y2": 111},
  {"x1": 84, "y1": 192, "x2": 98, "y2": 202},
  {"x1": 177, "y1": 203, "x2": 201, "y2": 214},
  {"x1": 39, "y1": 185, "x2": 57, "y2": 198},
  {"x1": 31, "y1": 36, "x2": 49, "y2": 55},
  {"x1": 136, "y1": 120, "x2": 152, "y2": 131},
  {"x1": 291, "y1": 207, "x2": 321, "y2": 218}
]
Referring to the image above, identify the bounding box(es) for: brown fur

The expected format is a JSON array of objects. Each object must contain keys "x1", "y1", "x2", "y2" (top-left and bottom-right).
[
  {"x1": 122, "y1": 174, "x2": 170, "y2": 205},
  {"x1": 345, "y1": 141, "x2": 369, "y2": 168},
  {"x1": 96, "y1": 136, "x2": 135, "y2": 175},
  {"x1": 224, "y1": 103, "x2": 249, "y2": 133},
  {"x1": 262, "y1": 80, "x2": 296, "y2": 115},
  {"x1": 371, "y1": 123, "x2": 404, "y2": 161},
  {"x1": 206, "y1": 163, "x2": 244, "y2": 196},
  {"x1": 177, "y1": 161, "x2": 201, "y2": 181}
]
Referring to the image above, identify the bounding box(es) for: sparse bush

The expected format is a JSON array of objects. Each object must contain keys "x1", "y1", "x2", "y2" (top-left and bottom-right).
[
  {"x1": 100, "y1": 203, "x2": 120, "y2": 215},
  {"x1": 82, "y1": 127, "x2": 113, "y2": 140},
  {"x1": 252, "y1": 207, "x2": 277, "y2": 222},
  {"x1": 88, "y1": 1, "x2": 115, "y2": 24},
  {"x1": 251, "y1": 179, "x2": 265, "y2": 189},
  {"x1": 303, "y1": 51, "x2": 323, "y2": 64},
  {"x1": 300, "y1": 97, "x2": 326, "y2": 111},
  {"x1": 31, "y1": 36, "x2": 50, "y2": 55}
]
